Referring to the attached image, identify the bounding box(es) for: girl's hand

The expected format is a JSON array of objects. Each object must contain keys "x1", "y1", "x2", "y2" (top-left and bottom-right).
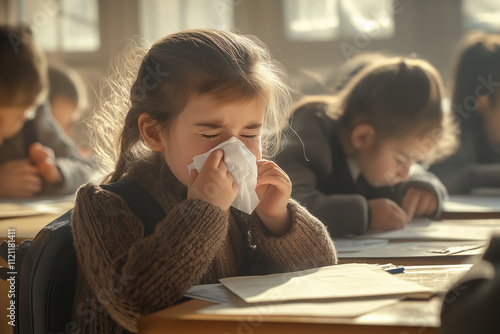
[
  {"x1": 0, "y1": 159, "x2": 42, "y2": 198},
  {"x1": 401, "y1": 187, "x2": 438, "y2": 220},
  {"x1": 187, "y1": 149, "x2": 238, "y2": 211},
  {"x1": 368, "y1": 198, "x2": 409, "y2": 230},
  {"x1": 29, "y1": 143, "x2": 62, "y2": 184},
  {"x1": 254, "y1": 160, "x2": 292, "y2": 236}
]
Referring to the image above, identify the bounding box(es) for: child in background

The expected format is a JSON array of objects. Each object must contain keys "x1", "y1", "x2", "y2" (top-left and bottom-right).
[
  {"x1": 48, "y1": 65, "x2": 87, "y2": 136},
  {"x1": 430, "y1": 31, "x2": 500, "y2": 194},
  {"x1": 275, "y1": 57, "x2": 457, "y2": 237},
  {"x1": 48, "y1": 64, "x2": 93, "y2": 158},
  {"x1": 71, "y1": 29, "x2": 337, "y2": 332},
  {"x1": 0, "y1": 24, "x2": 91, "y2": 198}
]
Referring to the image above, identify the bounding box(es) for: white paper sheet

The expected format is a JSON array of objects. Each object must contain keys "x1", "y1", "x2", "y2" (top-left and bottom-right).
[
  {"x1": 184, "y1": 283, "x2": 233, "y2": 304},
  {"x1": 219, "y1": 263, "x2": 433, "y2": 304},
  {"x1": 358, "y1": 218, "x2": 500, "y2": 241},
  {"x1": 338, "y1": 241, "x2": 487, "y2": 258},
  {"x1": 334, "y1": 239, "x2": 389, "y2": 252},
  {"x1": 184, "y1": 280, "x2": 401, "y2": 318},
  {"x1": 444, "y1": 195, "x2": 500, "y2": 213},
  {"x1": 199, "y1": 295, "x2": 400, "y2": 318}
]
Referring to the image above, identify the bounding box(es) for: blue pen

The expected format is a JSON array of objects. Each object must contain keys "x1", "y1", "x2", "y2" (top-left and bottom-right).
[
  {"x1": 378, "y1": 263, "x2": 405, "y2": 274},
  {"x1": 385, "y1": 265, "x2": 404, "y2": 274}
]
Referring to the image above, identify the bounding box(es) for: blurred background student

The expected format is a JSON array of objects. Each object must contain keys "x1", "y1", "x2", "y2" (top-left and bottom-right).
[
  {"x1": 48, "y1": 64, "x2": 93, "y2": 158},
  {"x1": 430, "y1": 32, "x2": 500, "y2": 194},
  {"x1": 275, "y1": 56, "x2": 457, "y2": 237},
  {"x1": 0, "y1": 24, "x2": 91, "y2": 198}
]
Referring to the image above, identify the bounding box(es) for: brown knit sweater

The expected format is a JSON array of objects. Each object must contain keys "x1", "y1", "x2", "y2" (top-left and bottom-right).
[{"x1": 71, "y1": 155, "x2": 337, "y2": 333}]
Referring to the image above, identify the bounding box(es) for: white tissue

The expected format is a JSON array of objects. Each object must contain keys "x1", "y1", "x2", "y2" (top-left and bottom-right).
[{"x1": 187, "y1": 137, "x2": 260, "y2": 214}]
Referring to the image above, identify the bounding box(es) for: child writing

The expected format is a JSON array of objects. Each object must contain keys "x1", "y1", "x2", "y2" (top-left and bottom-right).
[
  {"x1": 70, "y1": 29, "x2": 337, "y2": 332},
  {"x1": 275, "y1": 57, "x2": 457, "y2": 237},
  {"x1": 430, "y1": 31, "x2": 500, "y2": 194},
  {"x1": 0, "y1": 24, "x2": 91, "y2": 198}
]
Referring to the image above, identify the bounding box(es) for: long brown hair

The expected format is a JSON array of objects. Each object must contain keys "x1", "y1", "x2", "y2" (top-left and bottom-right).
[{"x1": 92, "y1": 29, "x2": 292, "y2": 183}]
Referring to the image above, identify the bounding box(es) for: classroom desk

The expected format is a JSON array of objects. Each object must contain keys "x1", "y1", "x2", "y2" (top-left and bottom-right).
[
  {"x1": 137, "y1": 264, "x2": 471, "y2": 334},
  {"x1": 0, "y1": 205, "x2": 495, "y2": 333}
]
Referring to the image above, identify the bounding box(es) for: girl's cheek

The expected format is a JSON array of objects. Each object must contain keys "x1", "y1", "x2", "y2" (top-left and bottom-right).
[{"x1": 378, "y1": 162, "x2": 397, "y2": 181}]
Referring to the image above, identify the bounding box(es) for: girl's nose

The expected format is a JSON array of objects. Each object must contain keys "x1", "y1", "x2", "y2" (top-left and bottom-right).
[{"x1": 216, "y1": 134, "x2": 234, "y2": 146}]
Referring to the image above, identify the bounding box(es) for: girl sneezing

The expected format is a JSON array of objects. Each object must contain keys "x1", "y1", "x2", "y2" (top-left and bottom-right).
[{"x1": 71, "y1": 29, "x2": 337, "y2": 333}]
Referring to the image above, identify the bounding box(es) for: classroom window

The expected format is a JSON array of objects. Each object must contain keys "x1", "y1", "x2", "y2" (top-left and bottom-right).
[
  {"x1": 462, "y1": 0, "x2": 500, "y2": 32},
  {"x1": 283, "y1": 0, "x2": 395, "y2": 42},
  {"x1": 139, "y1": 0, "x2": 236, "y2": 46},
  {"x1": 19, "y1": 0, "x2": 100, "y2": 53}
]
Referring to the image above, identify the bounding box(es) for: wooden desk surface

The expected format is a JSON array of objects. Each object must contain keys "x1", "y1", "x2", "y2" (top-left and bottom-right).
[
  {"x1": 0, "y1": 204, "x2": 493, "y2": 334},
  {"x1": 138, "y1": 264, "x2": 471, "y2": 334}
]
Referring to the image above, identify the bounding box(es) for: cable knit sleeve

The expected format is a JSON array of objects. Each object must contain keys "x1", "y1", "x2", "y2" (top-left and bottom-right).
[
  {"x1": 248, "y1": 198, "x2": 337, "y2": 273},
  {"x1": 71, "y1": 184, "x2": 228, "y2": 332}
]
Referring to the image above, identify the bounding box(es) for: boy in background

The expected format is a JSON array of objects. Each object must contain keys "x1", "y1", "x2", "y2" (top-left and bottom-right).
[
  {"x1": 48, "y1": 64, "x2": 93, "y2": 157},
  {"x1": 0, "y1": 24, "x2": 91, "y2": 198}
]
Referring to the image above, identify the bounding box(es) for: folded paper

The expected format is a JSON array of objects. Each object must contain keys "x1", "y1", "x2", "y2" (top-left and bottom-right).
[{"x1": 187, "y1": 137, "x2": 260, "y2": 214}]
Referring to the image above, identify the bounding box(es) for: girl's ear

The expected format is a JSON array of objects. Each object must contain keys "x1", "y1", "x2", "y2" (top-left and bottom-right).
[
  {"x1": 350, "y1": 124, "x2": 376, "y2": 151},
  {"x1": 138, "y1": 114, "x2": 164, "y2": 151}
]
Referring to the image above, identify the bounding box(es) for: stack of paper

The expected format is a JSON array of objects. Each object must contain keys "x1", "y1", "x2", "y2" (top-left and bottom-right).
[
  {"x1": 337, "y1": 239, "x2": 487, "y2": 258},
  {"x1": 335, "y1": 218, "x2": 497, "y2": 258},
  {"x1": 190, "y1": 263, "x2": 434, "y2": 318},
  {"x1": 444, "y1": 195, "x2": 500, "y2": 213},
  {"x1": 358, "y1": 218, "x2": 500, "y2": 241}
]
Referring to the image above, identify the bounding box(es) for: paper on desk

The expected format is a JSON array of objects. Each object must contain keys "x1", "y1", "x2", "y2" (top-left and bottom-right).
[
  {"x1": 334, "y1": 239, "x2": 389, "y2": 252},
  {"x1": 184, "y1": 281, "x2": 401, "y2": 318},
  {"x1": 184, "y1": 283, "x2": 233, "y2": 304},
  {"x1": 358, "y1": 218, "x2": 500, "y2": 241},
  {"x1": 444, "y1": 195, "x2": 500, "y2": 213},
  {"x1": 199, "y1": 294, "x2": 400, "y2": 318},
  {"x1": 338, "y1": 241, "x2": 487, "y2": 258},
  {"x1": 219, "y1": 263, "x2": 433, "y2": 304}
]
